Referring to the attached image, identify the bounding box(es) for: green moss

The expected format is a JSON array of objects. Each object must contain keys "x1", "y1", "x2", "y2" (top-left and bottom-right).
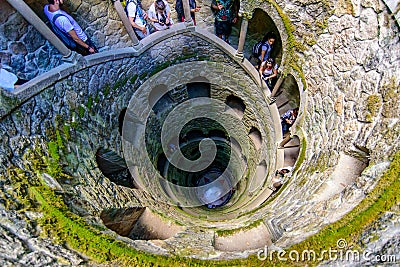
[
  {"x1": 56, "y1": 130, "x2": 64, "y2": 150},
  {"x1": 1, "y1": 167, "x2": 37, "y2": 210},
  {"x1": 86, "y1": 95, "x2": 93, "y2": 111},
  {"x1": 265, "y1": 0, "x2": 307, "y2": 90},
  {"x1": 45, "y1": 141, "x2": 63, "y2": 178},
  {"x1": 63, "y1": 124, "x2": 71, "y2": 141},
  {"x1": 215, "y1": 219, "x2": 263, "y2": 237},
  {"x1": 290, "y1": 62, "x2": 307, "y2": 90},
  {"x1": 103, "y1": 84, "x2": 111, "y2": 97},
  {"x1": 366, "y1": 94, "x2": 381, "y2": 117},
  {"x1": 130, "y1": 74, "x2": 138, "y2": 84},
  {"x1": 94, "y1": 94, "x2": 100, "y2": 103},
  {"x1": 306, "y1": 38, "x2": 317, "y2": 47},
  {"x1": 294, "y1": 137, "x2": 307, "y2": 172},
  {"x1": 275, "y1": 151, "x2": 400, "y2": 265},
  {"x1": 3, "y1": 148, "x2": 400, "y2": 266},
  {"x1": 149, "y1": 61, "x2": 172, "y2": 77},
  {"x1": 139, "y1": 72, "x2": 148, "y2": 80},
  {"x1": 78, "y1": 105, "x2": 85, "y2": 118},
  {"x1": 112, "y1": 77, "x2": 130, "y2": 91}
]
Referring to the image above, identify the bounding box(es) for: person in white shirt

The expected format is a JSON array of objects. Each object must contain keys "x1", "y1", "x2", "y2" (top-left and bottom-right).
[
  {"x1": 147, "y1": 0, "x2": 173, "y2": 31},
  {"x1": 0, "y1": 64, "x2": 27, "y2": 91},
  {"x1": 126, "y1": 0, "x2": 150, "y2": 39},
  {"x1": 0, "y1": 67, "x2": 18, "y2": 91},
  {"x1": 259, "y1": 58, "x2": 279, "y2": 91},
  {"x1": 44, "y1": 0, "x2": 97, "y2": 55}
]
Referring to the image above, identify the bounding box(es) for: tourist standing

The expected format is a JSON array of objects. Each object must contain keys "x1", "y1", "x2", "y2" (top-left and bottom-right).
[
  {"x1": 126, "y1": 0, "x2": 151, "y2": 39},
  {"x1": 211, "y1": 0, "x2": 239, "y2": 43},
  {"x1": 148, "y1": 0, "x2": 173, "y2": 31},
  {"x1": 44, "y1": 0, "x2": 98, "y2": 55}
]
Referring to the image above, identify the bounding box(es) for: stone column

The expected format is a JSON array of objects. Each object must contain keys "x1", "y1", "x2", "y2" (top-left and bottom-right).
[
  {"x1": 271, "y1": 75, "x2": 284, "y2": 97},
  {"x1": 6, "y1": 0, "x2": 72, "y2": 58},
  {"x1": 112, "y1": 0, "x2": 140, "y2": 46},
  {"x1": 235, "y1": 12, "x2": 251, "y2": 59},
  {"x1": 182, "y1": 0, "x2": 194, "y2": 26}
]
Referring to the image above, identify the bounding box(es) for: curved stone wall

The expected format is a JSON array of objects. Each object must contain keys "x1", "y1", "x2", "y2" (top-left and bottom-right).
[
  {"x1": 0, "y1": 0, "x2": 399, "y2": 265},
  {"x1": 0, "y1": 25, "x2": 285, "y2": 259}
]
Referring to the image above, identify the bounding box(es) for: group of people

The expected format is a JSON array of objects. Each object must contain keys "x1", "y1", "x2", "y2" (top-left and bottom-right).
[
  {"x1": 254, "y1": 31, "x2": 278, "y2": 92},
  {"x1": 251, "y1": 32, "x2": 299, "y2": 139},
  {"x1": 42, "y1": 0, "x2": 241, "y2": 56},
  {"x1": 126, "y1": 0, "x2": 175, "y2": 40},
  {"x1": 42, "y1": 0, "x2": 178, "y2": 54}
]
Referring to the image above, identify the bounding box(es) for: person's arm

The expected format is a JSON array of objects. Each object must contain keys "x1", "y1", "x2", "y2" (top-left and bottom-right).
[
  {"x1": 68, "y1": 29, "x2": 95, "y2": 54},
  {"x1": 259, "y1": 63, "x2": 265, "y2": 77},
  {"x1": 260, "y1": 49, "x2": 266, "y2": 61},
  {"x1": 128, "y1": 15, "x2": 147, "y2": 33},
  {"x1": 259, "y1": 68, "x2": 264, "y2": 77},
  {"x1": 190, "y1": 0, "x2": 200, "y2": 12},
  {"x1": 211, "y1": 0, "x2": 222, "y2": 11},
  {"x1": 165, "y1": 2, "x2": 172, "y2": 24},
  {"x1": 147, "y1": 10, "x2": 158, "y2": 23},
  {"x1": 268, "y1": 68, "x2": 278, "y2": 79}
]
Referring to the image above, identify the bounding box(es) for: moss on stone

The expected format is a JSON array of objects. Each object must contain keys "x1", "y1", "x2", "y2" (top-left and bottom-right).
[
  {"x1": 103, "y1": 84, "x2": 111, "y2": 97},
  {"x1": 86, "y1": 95, "x2": 93, "y2": 111},
  {"x1": 4, "y1": 138, "x2": 400, "y2": 266},
  {"x1": 45, "y1": 141, "x2": 63, "y2": 178},
  {"x1": 366, "y1": 94, "x2": 381, "y2": 117},
  {"x1": 265, "y1": 0, "x2": 307, "y2": 90},
  {"x1": 78, "y1": 105, "x2": 85, "y2": 118},
  {"x1": 63, "y1": 124, "x2": 71, "y2": 141},
  {"x1": 130, "y1": 74, "x2": 138, "y2": 84},
  {"x1": 112, "y1": 77, "x2": 130, "y2": 91},
  {"x1": 215, "y1": 219, "x2": 263, "y2": 237}
]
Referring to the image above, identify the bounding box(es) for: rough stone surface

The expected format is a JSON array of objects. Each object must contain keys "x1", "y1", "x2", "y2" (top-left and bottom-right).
[{"x1": 0, "y1": 0, "x2": 399, "y2": 264}]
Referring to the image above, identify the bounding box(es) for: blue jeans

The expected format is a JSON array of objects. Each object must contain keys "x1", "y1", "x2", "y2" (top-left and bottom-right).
[{"x1": 134, "y1": 26, "x2": 150, "y2": 40}]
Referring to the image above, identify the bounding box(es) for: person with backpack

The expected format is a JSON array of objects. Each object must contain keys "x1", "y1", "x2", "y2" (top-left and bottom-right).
[
  {"x1": 259, "y1": 57, "x2": 278, "y2": 91},
  {"x1": 44, "y1": 0, "x2": 98, "y2": 56},
  {"x1": 211, "y1": 0, "x2": 239, "y2": 43},
  {"x1": 126, "y1": 0, "x2": 151, "y2": 39},
  {"x1": 175, "y1": 0, "x2": 200, "y2": 25},
  {"x1": 252, "y1": 32, "x2": 276, "y2": 68},
  {"x1": 148, "y1": 0, "x2": 173, "y2": 31},
  {"x1": 281, "y1": 108, "x2": 299, "y2": 136}
]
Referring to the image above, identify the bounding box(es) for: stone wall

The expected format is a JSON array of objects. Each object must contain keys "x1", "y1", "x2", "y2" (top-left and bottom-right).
[
  {"x1": 0, "y1": 0, "x2": 132, "y2": 80},
  {"x1": 263, "y1": 0, "x2": 400, "y2": 248},
  {"x1": 0, "y1": 0, "x2": 399, "y2": 264},
  {"x1": 0, "y1": 25, "x2": 281, "y2": 260}
]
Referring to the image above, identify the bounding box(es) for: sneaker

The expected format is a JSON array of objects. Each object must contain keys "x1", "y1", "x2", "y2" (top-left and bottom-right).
[{"x1": 269, "y1": 97, "x2": 277, "y2": 104}]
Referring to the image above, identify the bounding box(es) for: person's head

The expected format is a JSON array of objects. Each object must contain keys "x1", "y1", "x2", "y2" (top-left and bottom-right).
[
  {"x1": 262, "y1": 31, "x2": 277, "y2": 45},
  {"x1": 265, "y1": 58, "x2": 274, "y2": 68},
  {"x1": 155, "y1": 0, "x2": 166, "y2": 11},
  {"x1": 292, "y1": 107, "x2": 299, "y2": 116},
  {"x1": 267, "y1": 37, "x2": 275, "y2": 46},
  {"x1": 48, "y1": 0, "x2": 63, "y2": 5}
]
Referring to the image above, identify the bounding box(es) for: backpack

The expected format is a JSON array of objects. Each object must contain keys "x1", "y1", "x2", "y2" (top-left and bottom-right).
[
  {"x1": 50, "y1": 14, "x2": 77, "y2": 50},
  {"x1": 252, "y1": 40, "x2": 264, "y2": 58},
  {"x1": 124, "y1": 0, "x2": 139, "y2": 21}
]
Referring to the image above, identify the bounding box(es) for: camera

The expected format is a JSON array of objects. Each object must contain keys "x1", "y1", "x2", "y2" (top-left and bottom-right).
[{"x1": 159, "y1": 14, "x2": 171, "y2": 26}]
